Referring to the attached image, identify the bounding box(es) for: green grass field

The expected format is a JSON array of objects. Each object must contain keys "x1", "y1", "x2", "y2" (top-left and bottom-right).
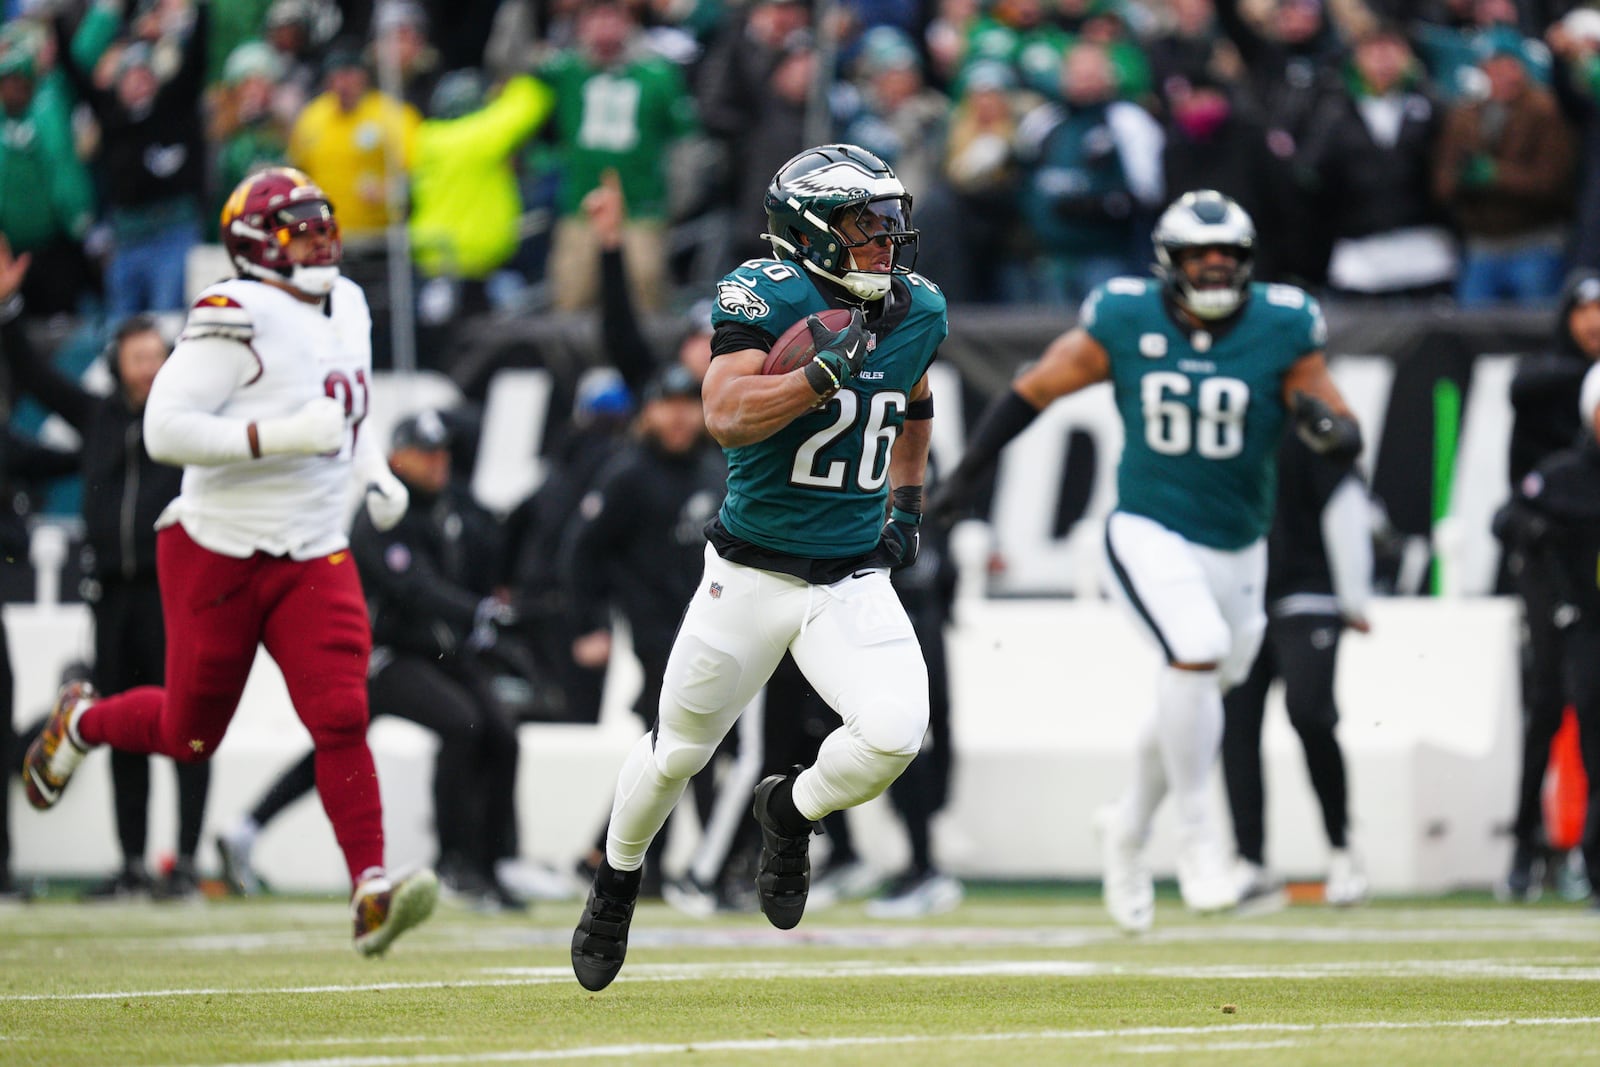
[{"x1": 3, "y1": 886, "x2": 1599, "y2": 1066}]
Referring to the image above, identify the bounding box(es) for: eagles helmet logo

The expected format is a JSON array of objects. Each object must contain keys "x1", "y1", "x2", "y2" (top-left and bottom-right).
[{"x1": 716, "y1": 279, "x2": 771, "y2": 320}]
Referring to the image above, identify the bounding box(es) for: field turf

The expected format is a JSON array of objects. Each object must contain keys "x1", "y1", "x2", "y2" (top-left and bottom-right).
[{"x1": 2, "y1": 884, "x2": 1598, "y2": 1066}]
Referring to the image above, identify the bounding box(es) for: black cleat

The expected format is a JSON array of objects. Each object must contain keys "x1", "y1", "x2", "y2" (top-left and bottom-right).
[
  {"x1": 571, "y1": 862, "x2": 641, "y2": 991},
  {"x1": 752, "y1": 774, "x2": 814, "y2": 931}
]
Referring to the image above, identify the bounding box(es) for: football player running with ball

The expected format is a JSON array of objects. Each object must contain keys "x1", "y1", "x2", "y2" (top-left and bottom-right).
[
  {"x1": 930, "y1": 190, "x2": 1360, "y2": 932},
  {"x1": 23, "y1": 168, "x2": 437, "y2": 955},
  {"x1": 572, "y1": 144, "x2": 946, "y2": 990}
]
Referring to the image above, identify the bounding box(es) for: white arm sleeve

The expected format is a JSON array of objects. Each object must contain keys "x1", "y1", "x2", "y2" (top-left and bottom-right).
[
  {"x1": 1322, "y1": 476, "x2": 1374, "y2": 622},
  {"x1": 1581, "y1": 361, "x2": 1600, "y2": 437},
  {"x1": 352, "y1": 420, "x2": 388, "y2": 484},
  {"x1": 143, "y1": 336, "x2": 261, "y2": 467},
  {"x1": 1108, "y1": 101, "x2": 1166, "y2": 208}
]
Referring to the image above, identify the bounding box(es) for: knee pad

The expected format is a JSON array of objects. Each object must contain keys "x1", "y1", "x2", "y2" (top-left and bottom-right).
[{"x1": 844, "y1": 694, "x2": 929, "y2": 758}]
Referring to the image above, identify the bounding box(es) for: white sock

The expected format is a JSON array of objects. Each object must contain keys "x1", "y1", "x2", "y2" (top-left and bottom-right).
[
  {"x1": 1153, "y1": 665, "x2": 1225, "y2": 844},
  {"x1": 605, "y1": 732, "x2": 689, "y2": 871},
  {"x1": 1116, "y1": 712, "x2": 1168, "y2": 846},
  {"x1": 229, "y1": 817, "x2": 260, "y2": 850}
]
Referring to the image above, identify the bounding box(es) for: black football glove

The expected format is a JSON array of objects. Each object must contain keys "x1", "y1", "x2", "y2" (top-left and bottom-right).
[
  {"x1": 876, "y1": 485, "x2": 922, "y2": 570},
  {"x1": 803, "y1": 308, "x2": 868, "y2": 396},
  {"x1": 1293, "y1": 390, "x2": 1362, "y2": 462}
]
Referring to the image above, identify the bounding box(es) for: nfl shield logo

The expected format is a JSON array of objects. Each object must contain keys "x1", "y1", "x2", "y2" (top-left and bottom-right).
[{"x1": 709, "y1": 581, "x2": 722, "y2": 599}]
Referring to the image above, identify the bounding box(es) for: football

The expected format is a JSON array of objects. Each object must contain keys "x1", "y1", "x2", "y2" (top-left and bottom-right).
[{"x1": 762, "y1": 308, "x2": 858, "y2": 376}]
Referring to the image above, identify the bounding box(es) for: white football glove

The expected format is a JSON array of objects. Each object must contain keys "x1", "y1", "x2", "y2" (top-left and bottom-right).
[
  {"x1": 253, "y1": 396, "x2": 346, "y2": 457},
  {"x1": 364, "y1": 468, "x2": 409, "y2": 531}
]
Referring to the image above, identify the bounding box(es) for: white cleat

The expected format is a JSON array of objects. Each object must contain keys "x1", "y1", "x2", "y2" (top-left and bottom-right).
[
  {"x1": 1232, "y1": 860, "x2": 1289, "y2": 917},
  {"x1": 1095, "y1": 806, "x2": 1154, "y2": 934},
  {"x1": 1325, "y1": 848, "x2": 1369, "y2": 907},
  {"x1": 1177, "y1": 841, "x2": 1240, "y2": 915}
]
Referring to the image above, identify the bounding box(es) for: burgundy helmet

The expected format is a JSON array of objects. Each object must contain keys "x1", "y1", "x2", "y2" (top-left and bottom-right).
[{"x1": 220, "y1": 166, "x2": 341, "y2": 289}]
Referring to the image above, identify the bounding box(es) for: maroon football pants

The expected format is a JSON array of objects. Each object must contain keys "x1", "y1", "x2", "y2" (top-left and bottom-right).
[{"x1": 78, "y1": 523, "x2": 383, "y2": 887}]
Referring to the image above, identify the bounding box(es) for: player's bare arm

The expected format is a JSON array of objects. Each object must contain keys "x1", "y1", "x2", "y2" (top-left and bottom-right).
[
  {"x1": 1283, "y1": 352, "x2": 1363, "y2": 461},
  {"x1": 928, "y1": 330, "x2": 1108, "y2": 523},
  {"x1": 701, "y1": 347, "x2": 834, "y2": 448},
  {"x1": 890, "y1": 373, "x2": 933, "y2": 491},
  {"x1": 1014, "y1": 326, "x2": 1113, "y2": 408}
]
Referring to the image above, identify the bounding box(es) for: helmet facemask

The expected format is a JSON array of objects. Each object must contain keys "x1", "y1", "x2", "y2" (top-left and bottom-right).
[
  {"x1": 271, "y1": 199, "x2": 342, "y2": 296},
  {"x1": 223, "y1": 170, "x2": 344, "y2": 298},
  {"x1": 1152, "y1": 190, "x2": 1255, "y2": 320},
  {"x1": 1156, "y1": 242, "x2": 1253, "y2": 319}
]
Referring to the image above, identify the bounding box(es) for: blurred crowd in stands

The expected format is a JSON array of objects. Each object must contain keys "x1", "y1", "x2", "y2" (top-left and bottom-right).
[{"x1": 0, "y1": 0, "x2": 1597, "y2": 360}]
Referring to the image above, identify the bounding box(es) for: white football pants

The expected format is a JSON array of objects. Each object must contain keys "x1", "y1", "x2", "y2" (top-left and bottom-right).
[{"x1": 606, "y1": 544, "x2": 929, "y2": 872}]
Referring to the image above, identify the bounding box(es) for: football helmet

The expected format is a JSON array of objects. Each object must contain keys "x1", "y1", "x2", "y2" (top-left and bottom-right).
[
  {"x1": 763, "y1": 143, "x2": 917, "y2": 301},
  {"x1": 1152, "y1": 190, "x2": 1255, "y2": 320},
  {"x1": 220, "y1": 166, "x2": 342, "y2": 297}
]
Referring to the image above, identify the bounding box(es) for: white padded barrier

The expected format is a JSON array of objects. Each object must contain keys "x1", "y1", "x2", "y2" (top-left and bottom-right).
[{"x1": 8, "y1": 597, "x2": 1520, "y2": 894}]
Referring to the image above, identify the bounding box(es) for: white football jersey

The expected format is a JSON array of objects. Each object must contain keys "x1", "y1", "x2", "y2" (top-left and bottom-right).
[{"x1": 147, "y1": 275, "x2": 374, "y2": 560}]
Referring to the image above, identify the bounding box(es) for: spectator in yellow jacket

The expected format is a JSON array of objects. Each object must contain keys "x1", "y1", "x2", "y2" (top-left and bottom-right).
[
  {"x1": 288, "y1": 41, "x2": 419, "y2": 243},
  {"x1": 409, "y1": 70, "x2": 552, "y2": 284}
]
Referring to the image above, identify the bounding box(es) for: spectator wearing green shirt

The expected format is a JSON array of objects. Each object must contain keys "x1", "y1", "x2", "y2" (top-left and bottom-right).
[
  {"x1": 539, "y1": 0, "x2": 698, "y2": 313},
  {"x1": 0, "y1": 23, "x2": 100, "y2": 316}
]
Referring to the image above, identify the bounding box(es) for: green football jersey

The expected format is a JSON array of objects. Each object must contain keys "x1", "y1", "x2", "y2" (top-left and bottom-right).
[
  {"x1": 710, "y1": 259, "x2": 947, "y2": 559},
  {"x1": 1083, "y1": 277, "x2": 1327, "y2": 549}
]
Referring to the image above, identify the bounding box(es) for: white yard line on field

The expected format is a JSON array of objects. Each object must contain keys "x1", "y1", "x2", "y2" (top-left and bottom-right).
[
  {"x1": 172, "y1": 1016, "x2": 1600, "y2": 1067},
  {"x1": 9, "y1": 955, "x2": 1600, "y2": 1003},
  {"x1": 1125, "y1": 1039, "x2": 1303, "y2": 1054}
]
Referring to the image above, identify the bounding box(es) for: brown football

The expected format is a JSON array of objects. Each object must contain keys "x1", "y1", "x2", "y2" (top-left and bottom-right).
[{"x1": 762, "y1": 308, "x2": 857, "y2": 376}]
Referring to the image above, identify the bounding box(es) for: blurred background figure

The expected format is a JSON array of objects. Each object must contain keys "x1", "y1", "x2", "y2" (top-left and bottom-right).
[
  {"x1": 0, "y1": 20, "x2": 98, "y2": 319},
  {"x1": 408, "y1": 67, "x2": 552, "y2": 366},
  {"x1": 1015, "y1": 40, "x2": 1163, "y2": 306},
  {"x1": 539, "y1": 0, "x2": 698, "y2": 313},
  {"x1": 66, "y1": 316, "x2": 206, "y2": 901},
  {"x1": 1223, "y1": 430, "x2": 1374, "y2": 911},
  {"x1": 1435, "y1": 35, "x2": 1576, "y2": 308},
  {"x1": 1493, "y1": 270, "x2": 1600, "y2": 903},
  {"x1": 1296, "y1": 22, "x2": 1455, "y2": 301},
  {"x1": 209, "y1": 41, "x2": 291, "y2": 233},
  {"x1": 51, "y1": 3, "x2": 209, "y2": 318},
  {"x1": 564, "y1": 364, "x2": 725, "y2": 900}
]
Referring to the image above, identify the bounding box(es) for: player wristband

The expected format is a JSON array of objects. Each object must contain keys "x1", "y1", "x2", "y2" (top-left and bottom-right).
[
  {"x1": 804, "y1": 357, "x2": 842, "y2": 396},
  {"x1": 890, "y1": 485, "x2": 923, "y2": 526}
]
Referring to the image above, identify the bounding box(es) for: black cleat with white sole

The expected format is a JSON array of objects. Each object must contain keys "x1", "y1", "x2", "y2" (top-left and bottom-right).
[{"x1": 752, "y1": 774, "x2": 815, "y2": 930}]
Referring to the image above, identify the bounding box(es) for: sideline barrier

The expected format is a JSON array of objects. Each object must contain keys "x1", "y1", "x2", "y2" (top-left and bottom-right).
[{"x1": 9, "y1": 596, "x2": 1518, "y2": 895}]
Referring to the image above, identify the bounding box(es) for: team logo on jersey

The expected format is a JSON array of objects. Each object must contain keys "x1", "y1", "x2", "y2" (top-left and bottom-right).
[
  {"x1": 708, "y1": 581, "x2": 722, "y2": 600},
  {"x1": 1138, "y1": 333, "x2": 1167, "y2": 358},
  {"x1": 716, "y1": 279, "x2": 770, "y2": 320}
]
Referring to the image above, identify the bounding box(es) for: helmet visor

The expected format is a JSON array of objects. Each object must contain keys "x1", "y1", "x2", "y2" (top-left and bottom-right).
[
  {"x1": 831, "y1": 195, "x2": 918, "y2": 272},
  {"x1": 271, "y1": 199, "x2": 340, "y2": 264}
]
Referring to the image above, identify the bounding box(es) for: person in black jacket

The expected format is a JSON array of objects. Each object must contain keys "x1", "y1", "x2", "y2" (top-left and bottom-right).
[
  {"x1": 62, "y1": 315, "x2": 208, "y2": 900},
  {"x1": 1494, "y1": 405, "x2": 1600, "y2": 911},
  {"x1": 1223, "y1": 430, "x2": 1374, "y2": 908},
  {"x1": 215, "y1": 412, "x2": 524, "y2": 909},
  {"x1": 563, "y1": 365, "x2": 726, "y2": 899},
  {"x1": 1496, "y1": 269, "x2": 1600, "y2": 901},
  {"x1": 52, "y1": 2, "x2": 208, "y2": 318},
  {"x1": 0, "y1": 243, "x2": 103, "y2": 902}
]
